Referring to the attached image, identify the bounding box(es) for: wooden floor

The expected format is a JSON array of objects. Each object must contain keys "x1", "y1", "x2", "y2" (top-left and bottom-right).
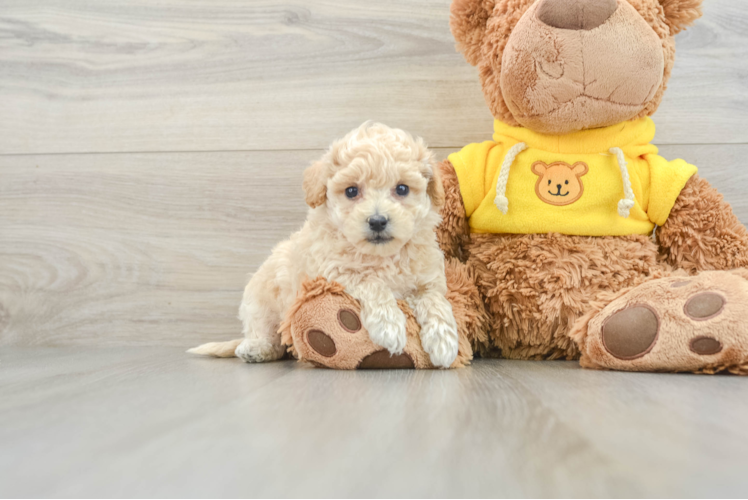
[
  {"x1": 2, "y1": 0, "x2": 748, "y2": 497},
  {"x1": 3, "y1": 348, "x2": 748, "y2": 498}
]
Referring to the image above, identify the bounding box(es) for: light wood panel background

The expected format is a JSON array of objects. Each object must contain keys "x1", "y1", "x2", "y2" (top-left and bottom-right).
[
  {"x1": 0, "y1": 0, "x2": 747, "y2": 156},
  {"x1": 1, "y1": 0, "x2": 747, "y2": 348}
]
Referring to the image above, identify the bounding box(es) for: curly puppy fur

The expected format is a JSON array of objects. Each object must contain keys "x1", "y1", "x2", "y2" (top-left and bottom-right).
[{"x1": 190, "y1": 122, "x2": 460, "y2": 368}]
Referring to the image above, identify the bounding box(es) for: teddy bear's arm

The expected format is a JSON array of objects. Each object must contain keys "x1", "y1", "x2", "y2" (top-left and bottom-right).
[
  {"x1": 436, "y1": 160, "x2": 471, "y2": 261},
  {"x1": 657, "y1": 174, "x2": 748, "y2": 273}
]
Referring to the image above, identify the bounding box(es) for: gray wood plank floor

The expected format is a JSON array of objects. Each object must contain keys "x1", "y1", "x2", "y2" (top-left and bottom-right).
[
  {"x1": 2, "y1": 0, "x2": 748, "y2": 497},
  {"x1": 2, "y1": 348, "x2": 748, "y2": 498}
]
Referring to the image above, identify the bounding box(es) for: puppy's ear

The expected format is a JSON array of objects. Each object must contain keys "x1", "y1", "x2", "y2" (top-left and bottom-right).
[
  {"x1": 659, "y1": 0, "x2": 703, "y2": 35},
  {"x1": 425, "y1": 161, "x2": 446, "y2": 210},
  {"x1": 450, "y1": 0, "x2": 495, "y2": 66},
  {"x1": 302, "y1": 160, "x2": 331, "y2": 208}
]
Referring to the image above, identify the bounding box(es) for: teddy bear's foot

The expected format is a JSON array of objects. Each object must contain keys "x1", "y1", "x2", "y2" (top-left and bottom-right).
[
  {"x1": 279, "y1": 277, "x2": 472, "y2": 369},
  {"x1": 577, "y1": 270, "x2": 748, "y2": 374}
]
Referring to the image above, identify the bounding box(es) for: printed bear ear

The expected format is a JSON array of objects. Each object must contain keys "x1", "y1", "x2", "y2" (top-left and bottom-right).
[
  {"x1": 571, "y1": 162, "x2": 589, "y2": 176},
  {"x1": 659, "y1": 0, "x2": 703, "y2": 35},
  {"x1": 450, "y1": 0, "x2": 496, "y2": 66},
  {"x1": 531, "y1": 161, "x2": 548, "y2": 176}
]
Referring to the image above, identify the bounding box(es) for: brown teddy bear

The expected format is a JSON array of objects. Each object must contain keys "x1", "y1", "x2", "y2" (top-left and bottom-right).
[
  {"x1": 433, "y1": 0, "x2": 748, "y2": 374},
  {"x1": 283, "y1": 0, "x2": 748, "y2": 373}
]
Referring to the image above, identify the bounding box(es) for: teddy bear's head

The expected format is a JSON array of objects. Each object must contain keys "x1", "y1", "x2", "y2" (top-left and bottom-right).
[{"x1": 451, "y1": 0, "x2": 703, "y2": 134}]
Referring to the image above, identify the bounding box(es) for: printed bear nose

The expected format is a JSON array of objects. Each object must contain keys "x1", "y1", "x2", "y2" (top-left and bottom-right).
[
  {"x1": 368, "y1": 215, "x2": 388, "y2": 233},
  {"x1": 557, "y1": 184, "x2": 562, "y2": 190},
  {"x1": 536, "y1": 0, "x2": 618, "y2": 31}
]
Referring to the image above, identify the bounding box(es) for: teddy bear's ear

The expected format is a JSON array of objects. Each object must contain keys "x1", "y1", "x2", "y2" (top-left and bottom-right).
[
  {"x1": 659, "y1": 0, "x2": 703, "y2": 35},
  {"x1": 302, "y1": 160, "x2": 331, "y2": 208},
  {"x1": 450, "y1": 0, "x2": 496, "y2": 66}
]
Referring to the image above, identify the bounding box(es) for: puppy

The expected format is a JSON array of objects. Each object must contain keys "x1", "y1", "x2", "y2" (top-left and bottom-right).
[{"x1": 189, "y1": 122, "x2": 459, "y2": 368}]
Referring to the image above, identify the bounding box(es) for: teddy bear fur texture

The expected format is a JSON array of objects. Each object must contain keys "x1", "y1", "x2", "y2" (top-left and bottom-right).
[{"x1": 433, "y1": 0, "x2": 748, "y2": 373}]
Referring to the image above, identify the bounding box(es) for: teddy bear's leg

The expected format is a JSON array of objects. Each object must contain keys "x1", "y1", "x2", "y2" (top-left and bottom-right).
[
  {"x1": 279, "y1": 276, "x2": 475, "y2": 369},
  {"x1": 467, "y1": 233, "x2": 669, "y2": 360},
  {"x1": 568, "y1": 175, "x2": 748, "y2": 374},
  {"x1": 570, "y1": 270, "x2": 748, "y2": 374},
  {"x1": 658, "y1": 175, "x2": 748, "y2": 273}
]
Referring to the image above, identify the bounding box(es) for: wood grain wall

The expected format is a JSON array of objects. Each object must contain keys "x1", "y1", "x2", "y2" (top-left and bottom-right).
[{"x1": 1, "y1": 0, "x2": 747, "y2": 347}]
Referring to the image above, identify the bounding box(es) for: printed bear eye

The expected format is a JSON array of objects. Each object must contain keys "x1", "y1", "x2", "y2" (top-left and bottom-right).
[
  {"x1": 548, "y1": 180, "x2": 551, "y2": 185},
  {"x1": 396, "y1": 184, "x2": 409, "y2": 196},
  {"x1": 565, "y1": 180, "x2": 569, "y2": 185},
  {"x1": 345, "y1": 187, "x2": 359, "y2": 199}
]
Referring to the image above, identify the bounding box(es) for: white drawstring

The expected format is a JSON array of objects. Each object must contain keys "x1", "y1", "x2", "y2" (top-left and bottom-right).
[
  {"x1": 610, "y1": 147, "x2": 636, "y2": 218},
  {"x1": 494, "y1": 142, "x2": 527, "y2": 214}
]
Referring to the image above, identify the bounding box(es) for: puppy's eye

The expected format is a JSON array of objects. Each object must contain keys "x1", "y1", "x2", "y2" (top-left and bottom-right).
[
  {"x1": 396, "y1": 184, "x2": 409, "y2": 196},
  {"x1": 345, "y1": 187, "x2": 359, "y2": 199}
]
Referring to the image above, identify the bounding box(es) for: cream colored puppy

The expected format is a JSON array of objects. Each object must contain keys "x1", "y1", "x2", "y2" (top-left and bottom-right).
[{"x1": 189, "y1": 122, "x2": 459, "y2": 368}]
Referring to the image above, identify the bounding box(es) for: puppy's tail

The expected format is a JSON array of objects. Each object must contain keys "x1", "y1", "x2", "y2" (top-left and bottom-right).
[{"x1": 187, "y1": 339, "x2": 243, "y2": 358}]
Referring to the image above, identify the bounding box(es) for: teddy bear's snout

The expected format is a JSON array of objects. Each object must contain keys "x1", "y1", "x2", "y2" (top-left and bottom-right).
[{"x1": 536, "y1": 0, "x2": 617, "y2": 31}]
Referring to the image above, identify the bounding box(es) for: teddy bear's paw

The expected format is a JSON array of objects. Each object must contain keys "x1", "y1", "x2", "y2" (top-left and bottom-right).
[
  {"x1": 581, "y1": 270, "x2": 748, "y2": 374},
  {"x1": 287, "y1": 286, "x2": 434, "y2": 369},
  {"x1": 235, "y1": 338, "x2": 286, "y2": 363}
]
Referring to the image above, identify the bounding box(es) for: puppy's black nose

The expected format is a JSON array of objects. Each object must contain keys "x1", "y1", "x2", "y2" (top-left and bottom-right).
[{"x1": 368, "y1": 215, "x2": 388, "y2": 233}]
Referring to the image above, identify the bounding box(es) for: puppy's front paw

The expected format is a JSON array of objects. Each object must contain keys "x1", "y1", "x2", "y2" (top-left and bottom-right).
[
  {"x1": 235, "y1": 338, "x2": 285, "y2": 363},
  {"x1": 362, "y1": 306, "x2": 408, "y2": 355},
  {"x1": 420, "y1": 317, "x2": 459, "y2": 368}
]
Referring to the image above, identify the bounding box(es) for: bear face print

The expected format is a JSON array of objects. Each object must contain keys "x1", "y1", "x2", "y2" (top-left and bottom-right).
[{"x1": 531, "y1": 161, "x2": 589, "y2": 206}]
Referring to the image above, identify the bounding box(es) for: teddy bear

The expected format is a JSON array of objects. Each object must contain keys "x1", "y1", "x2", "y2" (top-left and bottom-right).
[
  {"x1": 282, "y1": 0, "x2": 748, "y2": 373},
  {"x1": 428, "y1": 0, "x2": 748, "y2": 374}
]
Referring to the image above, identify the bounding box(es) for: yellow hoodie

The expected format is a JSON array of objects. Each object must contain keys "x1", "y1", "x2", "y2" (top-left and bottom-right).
[{"x1": 448, "y1": 118, "x2": 697, "y2": 236}]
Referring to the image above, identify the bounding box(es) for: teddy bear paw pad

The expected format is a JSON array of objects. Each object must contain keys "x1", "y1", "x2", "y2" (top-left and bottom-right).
[
  {"x1": 684, "y1": 292, "x2": 725, "y2": 320},
  {"x1": 337, "y1": 309, "x2": 361, "y2": 332},
  {"x1": 581, "y1": 270, "x2": 748, "y2": 374},
  {"x1": 690, "y1": 336, "x2": 723, "y2": 355},
  {"x1": 602, "y1": 305, "x2": 659, "y2": 360},
  {"x1": 306, "y1": 330, "x2": 337, "y2": 357},
  {"x1": 357, "y1": 350, "x2": 415, "y2": 369}
]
